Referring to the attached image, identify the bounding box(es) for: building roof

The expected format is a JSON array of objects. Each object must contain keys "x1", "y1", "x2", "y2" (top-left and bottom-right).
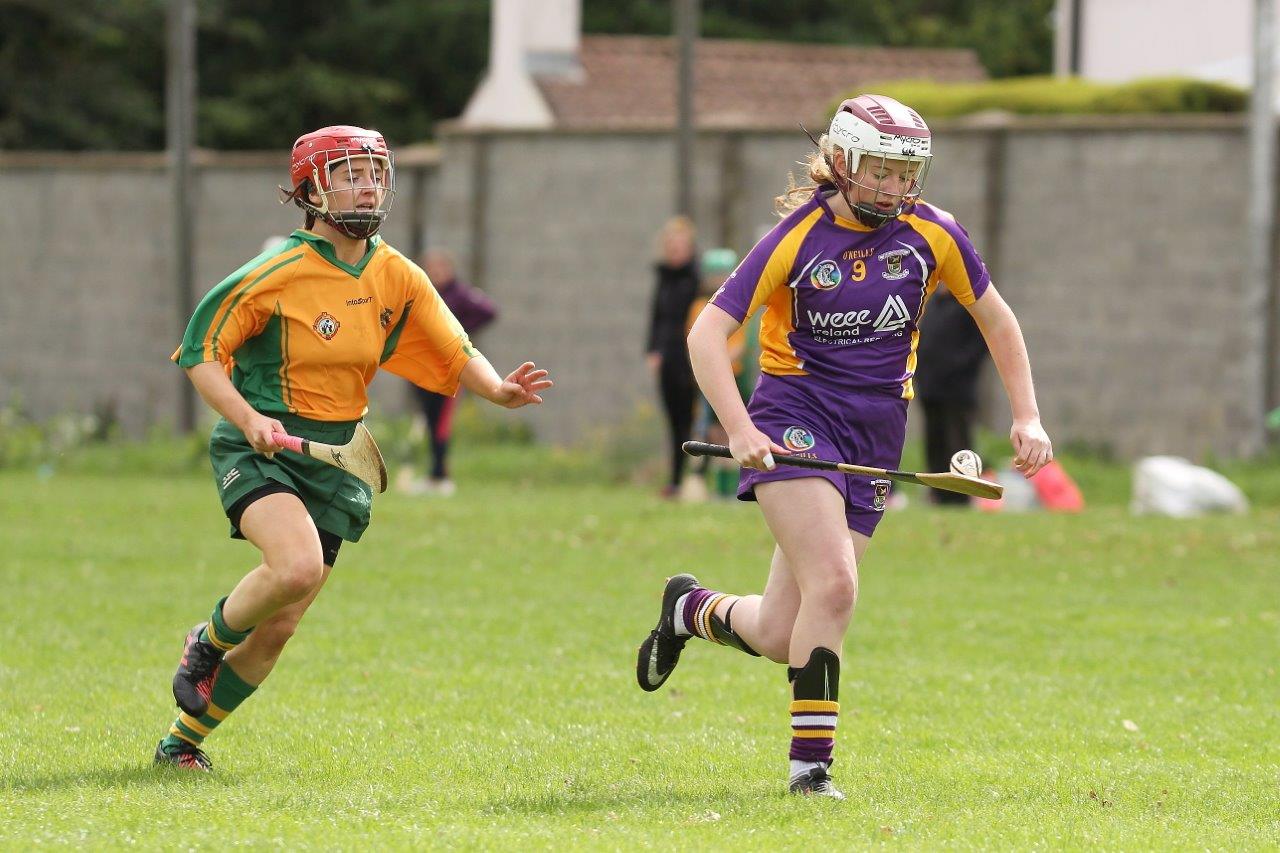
[{"x1": 534, "y1": 35, "x2": 988, "y2": 130}]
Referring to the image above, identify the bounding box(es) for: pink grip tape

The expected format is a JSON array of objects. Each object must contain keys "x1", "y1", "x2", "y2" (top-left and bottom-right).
[{"x1": 272, "y1": 431, "x2": 304, "y2": 453}]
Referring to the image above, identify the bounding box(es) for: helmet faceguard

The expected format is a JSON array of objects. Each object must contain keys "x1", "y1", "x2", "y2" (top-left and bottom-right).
[
  {"x1": 282, "y1": 125, "x2": 396, "y2": 239},
  {"x1": 824, "y1": 95, "x2": 932, "y2": 228}
]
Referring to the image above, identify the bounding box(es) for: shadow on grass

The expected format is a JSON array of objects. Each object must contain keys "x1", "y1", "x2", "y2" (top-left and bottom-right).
[{"x1": 3, "y1": 764, "x2": 243, "y2": 793}]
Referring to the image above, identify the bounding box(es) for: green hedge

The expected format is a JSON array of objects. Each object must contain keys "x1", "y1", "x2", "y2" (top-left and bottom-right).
[{"x1": 839, "y1": 76, "x2": 1247, "y2": 119}]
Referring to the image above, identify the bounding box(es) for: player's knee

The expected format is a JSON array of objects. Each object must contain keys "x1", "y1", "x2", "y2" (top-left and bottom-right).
[
  {"x1": 809, "y1": 560, "x2": 858, "y2": 617},
  {"x1": 267, "y1": 552, "x2": 324, "y2": 602}
]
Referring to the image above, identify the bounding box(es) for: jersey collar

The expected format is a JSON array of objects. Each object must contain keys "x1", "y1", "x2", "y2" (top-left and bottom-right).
[{"x1": 292, "y1": 229, "x2": 382, "y2": 277}]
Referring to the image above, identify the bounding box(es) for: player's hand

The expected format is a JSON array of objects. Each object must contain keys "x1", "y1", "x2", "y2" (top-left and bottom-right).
[
  {"x1": 240, "y1": 413, "x2": 287, "y2": 457},
  {"x1": 494, "y1": 361, "x2": 553, "y2": 409},
  {"x1": 1010, "y1": 418, "x2": 1052, "y2": 478},
  {"x1": 728, "y1": 423, "x2": 789, "y2": 471}
]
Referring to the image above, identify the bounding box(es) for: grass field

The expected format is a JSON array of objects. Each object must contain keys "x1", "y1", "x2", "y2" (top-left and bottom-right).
[{"x1": 1, "y1": 441, "x2": 1278, "y2": 850}]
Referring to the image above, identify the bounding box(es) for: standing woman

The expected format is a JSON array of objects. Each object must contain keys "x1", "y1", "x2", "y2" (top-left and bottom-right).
[
  {"x1": 399, "y1": 248, "x2": 499, "y2": 497},
  {"x1": 155, "y1": 126, "x2": 552, "y2": 770},
  {"x1": 636, "y1": 96, "x2": 1052, "y2": 798},
  {"x1": 645, "y1": 216, "x2": 700, "y2": 498}
]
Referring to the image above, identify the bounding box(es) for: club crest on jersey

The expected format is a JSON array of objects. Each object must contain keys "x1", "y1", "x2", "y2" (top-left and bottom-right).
[
  {"x1": 810, "y1": 260, "x2": 842, "y2": 291},
  {"x1": 782, "y1": 426, "x2": 816, "y2": 452},
  {"x1": 871, "y1": 479, "x2": 891, "y2": 511},
  {"x1": 878, "y1": 249, "x2": 910, "y2": 281},
  {"x1": 313, "y1": 312, "x2": 341, "y2": 340},
  {"x1": 379, "y1": 307, "x2": 394, "y2": 329}
]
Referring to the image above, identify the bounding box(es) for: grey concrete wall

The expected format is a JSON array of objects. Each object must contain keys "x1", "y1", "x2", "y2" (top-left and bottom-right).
[
  {"x1": 0, "y1": 154, "x2": 435, "y2": 435},
  {"x1": 994, "y1": 122, "x2": 1261, "y2": 458},
  {"x1": 2, "y1": 117, "x2": 1275, "y2": 459}
]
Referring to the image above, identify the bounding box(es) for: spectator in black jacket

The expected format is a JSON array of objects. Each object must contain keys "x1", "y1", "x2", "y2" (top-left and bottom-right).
[
  {"x1": 914, "y1": 288, "x2": 988, "y2": 505},
  {"x1": 646, "y1": 216, "x2": 700, "y2": 498}
]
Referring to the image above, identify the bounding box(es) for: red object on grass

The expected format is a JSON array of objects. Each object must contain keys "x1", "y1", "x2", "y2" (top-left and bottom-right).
[{"x1": 1029, "y1": 460, "x2": 1085, "y2": 512}]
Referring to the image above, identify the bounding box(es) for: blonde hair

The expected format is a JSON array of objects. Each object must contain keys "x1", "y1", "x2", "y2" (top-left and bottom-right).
[
  {"x1": 775, "y1": 134, "x2": 837, "y2": 215},
  {"x1": 660, "y1": 214, "x2": 696, "y2": 242},
  {"x1": 655, "y1": 214, "x2": 697, "y2": 260}
]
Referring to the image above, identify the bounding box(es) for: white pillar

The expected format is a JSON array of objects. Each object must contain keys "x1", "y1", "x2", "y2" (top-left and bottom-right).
[{"x1": 460, "y1": 0, "x2": 555, "y2": 128}]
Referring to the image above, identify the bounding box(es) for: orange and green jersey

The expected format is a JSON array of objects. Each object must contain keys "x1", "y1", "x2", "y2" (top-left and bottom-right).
[
  {"x1": 708, "y1": 187, "x2": 991, "y2": 400},
  {"x1": 173, "y1": 230, "x2": 478, "y2": 421}
]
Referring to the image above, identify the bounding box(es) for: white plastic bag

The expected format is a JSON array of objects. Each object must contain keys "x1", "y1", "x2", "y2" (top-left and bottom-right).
[{"x1": 1131, "y1": 456, "x2": 1249, "y2": 517}]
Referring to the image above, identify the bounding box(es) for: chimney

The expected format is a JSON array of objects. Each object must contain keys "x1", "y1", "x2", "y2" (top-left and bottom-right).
[
  {"x1": 523, "y1": 0, "x2": 584, "y2": 79},
  {"x1": 460, "y1": 0, "x2": 583, "y2": 128}
]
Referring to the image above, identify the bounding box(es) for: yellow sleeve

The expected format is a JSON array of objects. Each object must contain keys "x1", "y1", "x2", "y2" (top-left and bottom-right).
[
  {"x1": 378, "y1": 265, "x2": 478, "y2": 395},
  {"x1": 172, "y1": 251, "x2": 302, "y2": 367}
]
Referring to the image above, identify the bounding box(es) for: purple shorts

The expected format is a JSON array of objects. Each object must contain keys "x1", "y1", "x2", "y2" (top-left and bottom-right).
[{"x1": 738, "y1": 373, "x2": 909, "y2": 536}]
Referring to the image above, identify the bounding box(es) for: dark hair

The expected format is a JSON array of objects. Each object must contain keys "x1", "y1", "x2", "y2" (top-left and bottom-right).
[{"x1": 279, "y1": 178, "x2": 318, "y2": 228}]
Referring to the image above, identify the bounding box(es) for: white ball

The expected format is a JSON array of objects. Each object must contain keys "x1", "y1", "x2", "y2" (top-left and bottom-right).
[{"x1": 949, "y1": 449, "x2": 983, "y2": 477}]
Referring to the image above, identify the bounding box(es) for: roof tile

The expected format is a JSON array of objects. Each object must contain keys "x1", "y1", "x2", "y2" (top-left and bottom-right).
[{"x1": 535, "y1": 35, "x2": 987, "y2": 129}]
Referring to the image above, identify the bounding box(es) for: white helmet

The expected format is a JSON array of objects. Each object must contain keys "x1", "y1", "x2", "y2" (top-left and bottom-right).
[{"x1": 827, "y1": 94, "x2": 932, "y2": 225}]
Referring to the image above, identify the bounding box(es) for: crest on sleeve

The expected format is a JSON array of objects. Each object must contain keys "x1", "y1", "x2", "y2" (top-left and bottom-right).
[
  {"x1": 871, "y1": 479, "x2": 891, "y2": 511},
  {"x1": 312, "y1": 312, "x2": 341, "y2": 340}
]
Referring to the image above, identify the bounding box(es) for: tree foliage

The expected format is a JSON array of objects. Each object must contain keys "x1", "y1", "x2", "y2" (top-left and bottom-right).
[
  {"x1": 1, "y1": 0, "x2": 1053, "y2": 151},
  {"x1": 584, "y1": 0, "x2": 1055, "y2": 78}
]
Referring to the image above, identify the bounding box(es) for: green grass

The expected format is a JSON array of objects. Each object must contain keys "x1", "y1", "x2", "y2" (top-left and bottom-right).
[{"x1": 2, "y1": 444, "x2": 1278, "y2": 850}]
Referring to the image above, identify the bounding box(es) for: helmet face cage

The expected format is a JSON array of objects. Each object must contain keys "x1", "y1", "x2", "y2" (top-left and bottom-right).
[
  {"x1": 836, "y1": 149, "x2": 931, "y2": 225},
  {"x1": 295, "y1": 144, "x2": 396, "y2": 239}
]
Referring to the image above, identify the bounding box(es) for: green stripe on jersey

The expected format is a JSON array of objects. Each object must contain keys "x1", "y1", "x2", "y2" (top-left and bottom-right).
[
  {"x1": 232, "y1": 305, "x2": 288, "y2": 414},
  {"x1": 278, "y1": 302, "x2": 294, "y2": 409},
  {"x1": 379, "y1": 298, "x2": 415, "y2": 364},
  {"x1": 176, "y1": 237, "x2": 302, "y2": 367},
  {"x1": 209, "y1": 253, "x2": 304, "y2": 362}
]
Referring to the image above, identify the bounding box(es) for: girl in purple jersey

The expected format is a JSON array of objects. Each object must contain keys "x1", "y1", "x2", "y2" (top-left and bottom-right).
[{"x1": 636, "y1": 94, "x2": 1053, "y2": 799}]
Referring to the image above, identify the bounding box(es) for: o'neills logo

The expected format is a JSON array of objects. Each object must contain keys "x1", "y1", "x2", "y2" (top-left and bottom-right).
[{"x1": 313, "y1": 312, "x2": 340, "y2": 340}]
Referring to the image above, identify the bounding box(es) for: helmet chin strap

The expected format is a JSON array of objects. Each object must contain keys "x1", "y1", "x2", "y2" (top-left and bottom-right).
[
  {"x1": 849, "y1": 200, "x2": 897, "y2": 228},
  {"x1": 326, "y1": 212, "x2": 385, "y2": 239}
]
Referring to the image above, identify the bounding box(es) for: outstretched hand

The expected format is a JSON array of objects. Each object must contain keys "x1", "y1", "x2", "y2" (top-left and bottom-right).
[{"x1": 494, "y1": 361, "x2": 553, "y2": 409}]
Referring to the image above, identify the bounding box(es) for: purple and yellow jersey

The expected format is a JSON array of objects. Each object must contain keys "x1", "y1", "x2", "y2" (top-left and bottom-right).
[
  {"x1": 709, "y1": 188, "x2": 990, "y2": 399},
  {"x1": 173, "y1": 230, "x2": 478, "y2": 421}
]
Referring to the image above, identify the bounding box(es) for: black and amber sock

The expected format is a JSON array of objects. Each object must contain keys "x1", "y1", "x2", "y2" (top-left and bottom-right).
[
  {"x1": 198, "y1": 596, "x2": 253, "y2": 652},
  {"x1": 161, "y1": 662, "x2": 258, "y2": 753},
  {"x1": 788, "y1": 646, "x2": 840, "y2": 776}
]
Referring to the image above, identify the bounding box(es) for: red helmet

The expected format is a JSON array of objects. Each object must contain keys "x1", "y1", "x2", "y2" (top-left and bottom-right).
[{"x1": 284, "y1": 125, "x2": 395, "y2": 239}]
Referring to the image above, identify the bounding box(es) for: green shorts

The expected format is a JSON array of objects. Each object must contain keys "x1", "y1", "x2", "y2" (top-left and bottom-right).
[{"x1": 209, "y1": 413, "x2": 374, "y2": 543}]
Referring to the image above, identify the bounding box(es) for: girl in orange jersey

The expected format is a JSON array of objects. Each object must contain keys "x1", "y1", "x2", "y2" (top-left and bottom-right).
[{"x1": 154, "y1": 126, "x2": 552, "y2": 771}]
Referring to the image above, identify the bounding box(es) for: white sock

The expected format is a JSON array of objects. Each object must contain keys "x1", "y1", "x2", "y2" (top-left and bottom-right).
[
  {"x1": 673, "y1": 592, "x2": 692, "y2": 636},
  {"x1": 790, "y1": 759, "x2": 828, "y2": 781}
]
